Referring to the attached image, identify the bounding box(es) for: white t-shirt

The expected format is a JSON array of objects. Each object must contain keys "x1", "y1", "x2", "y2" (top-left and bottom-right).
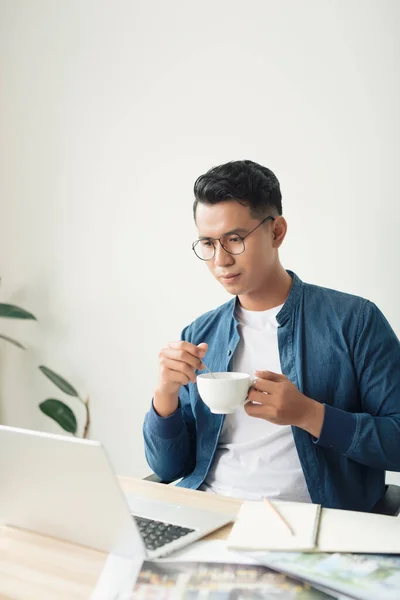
[{"x1": 201, "y1": 303, "x2": 311, "y2": 502}]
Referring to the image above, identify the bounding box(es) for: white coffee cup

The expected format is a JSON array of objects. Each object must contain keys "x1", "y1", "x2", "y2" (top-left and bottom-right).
[{"x1": 196, "y1": 372, "x2": 254, "y2": 414}]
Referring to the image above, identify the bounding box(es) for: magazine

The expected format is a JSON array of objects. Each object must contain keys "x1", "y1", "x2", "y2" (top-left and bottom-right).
[
  {"x1": 251, "y1": 551, "x2": 400, "y2": 600},
  {"x1": 131, "y1": 560, "x2": 336, "y2": 599}
]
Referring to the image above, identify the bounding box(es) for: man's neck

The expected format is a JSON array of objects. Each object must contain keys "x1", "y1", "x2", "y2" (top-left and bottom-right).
[{"x1": 238, "y1": 267, "x2": 293, "y2": 311}]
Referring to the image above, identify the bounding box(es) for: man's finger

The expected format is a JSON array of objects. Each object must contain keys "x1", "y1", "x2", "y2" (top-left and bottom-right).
[
  {"x1": 160, "y1": 358, "x2": 196, "y2": 384},
  {"x1": 254, "y1": 370, "x2": 286, "y2": 382},
  {"x1": 247, "y1": 388, "x2": 271, "y2": 404},
  {"x1": 168, "y1": 341, "x2": 205, "y2": 358},
  {"x1": 197, "y1": 342, "x2": 208, "y2": 354},
  {"x1": 161, "y1": 348, "x2": 203, "y2": 370},
  {"x1": 245, "y1": 402, "x2": 271, "y2": 420},
  {"x1": 251, "y1": 378, "x2": 276, "y2": 394}
]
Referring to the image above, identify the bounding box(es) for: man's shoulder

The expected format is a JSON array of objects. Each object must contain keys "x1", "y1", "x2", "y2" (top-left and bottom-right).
[
  {"x1": 182, "y1": 299, "x2": 235, "y2": 342},
  {"x1": 300, "y1": 279, "x2": 382, "y2": 333},
  {"x1": 303, "y1": 279, "x2": 369, "y2": 310}
]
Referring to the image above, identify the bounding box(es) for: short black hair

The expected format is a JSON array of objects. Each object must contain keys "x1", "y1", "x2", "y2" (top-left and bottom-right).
[{"x1": 193, "y1": 160, "x2": 282, "y2": 220}]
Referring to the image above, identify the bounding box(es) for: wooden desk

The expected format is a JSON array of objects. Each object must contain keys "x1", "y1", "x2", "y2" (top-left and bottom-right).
[{"x1": 0, "y1": 477, "x2": 242, "y2": 600}]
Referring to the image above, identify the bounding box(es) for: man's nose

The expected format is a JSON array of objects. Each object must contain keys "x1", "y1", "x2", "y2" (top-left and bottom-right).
[{"x1": 214, "y1": 242, "x2": 235, "y2": 267}]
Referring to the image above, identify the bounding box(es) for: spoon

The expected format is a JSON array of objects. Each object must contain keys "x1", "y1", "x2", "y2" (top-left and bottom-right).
[{"x1": 202, "y1": 362, "x2": 215, "y2": 379}]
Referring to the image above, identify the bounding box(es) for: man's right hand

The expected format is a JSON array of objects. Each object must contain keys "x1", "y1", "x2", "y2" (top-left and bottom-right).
[{"x1": 153, "y1": 341, "x2": 208, "y2": 418}]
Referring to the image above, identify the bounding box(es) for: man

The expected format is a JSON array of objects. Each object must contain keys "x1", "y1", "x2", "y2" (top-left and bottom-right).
[{"x1": 143, "y1": 160, "x2": 400, "y2": 511}]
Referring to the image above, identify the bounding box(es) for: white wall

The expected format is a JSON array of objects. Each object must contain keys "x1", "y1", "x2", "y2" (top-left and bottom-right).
[{"x1": 0, "y1": 0, "x2": 399, "y2": 480}]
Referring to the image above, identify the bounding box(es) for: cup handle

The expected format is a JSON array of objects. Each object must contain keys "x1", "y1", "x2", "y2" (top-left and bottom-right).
[{"x1": 244, "y1": 378, "x2": 258, "y2": 403}]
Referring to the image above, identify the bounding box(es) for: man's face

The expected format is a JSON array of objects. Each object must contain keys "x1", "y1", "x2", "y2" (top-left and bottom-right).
[{"x1": 195, "y1": 201, "x2": 285, "y2": 300}]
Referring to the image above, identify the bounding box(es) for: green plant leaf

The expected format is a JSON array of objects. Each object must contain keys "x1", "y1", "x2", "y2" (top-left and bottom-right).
[
  {"x1": 39, "y1": 366, "x2": 79, "y2": 397},
  {"x1": 39, "y1": 399, "x2": 78, "y2": 434},
  {"x1": 0, "y1": 303, "x2": 37, "y2": 320},
  {"x1": 0, "y1": 334, "x2": 26, "y2": 349}
]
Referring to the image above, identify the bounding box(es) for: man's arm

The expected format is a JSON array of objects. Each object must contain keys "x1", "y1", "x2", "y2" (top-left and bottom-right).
[
  {"x1": 246, "y1": 301, "x2": 400, "y2": 472},
  {"x1": 143, "y1": 385, "x2": 196, "y2": 482},
  {"x1": 143, "y1": 331, "x2": 206, "y2": 482},
  {"x1": 314, "y1": 300, "x2": 400, "y2": 471}
]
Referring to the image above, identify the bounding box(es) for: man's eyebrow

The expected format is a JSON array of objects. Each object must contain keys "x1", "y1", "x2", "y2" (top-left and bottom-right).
[{"x1": 198, "y1": 227, "x2": 248, "y2": 240}]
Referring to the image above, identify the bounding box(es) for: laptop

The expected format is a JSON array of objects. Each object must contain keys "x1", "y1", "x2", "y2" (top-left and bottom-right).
[{"x1": 0, "y1": 425, "x2": 234, "y2": 559}]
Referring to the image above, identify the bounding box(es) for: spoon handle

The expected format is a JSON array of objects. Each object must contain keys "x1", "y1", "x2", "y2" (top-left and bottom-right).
[{"x1": 202, "y1": 362, "x2": 215, "y2": 379}]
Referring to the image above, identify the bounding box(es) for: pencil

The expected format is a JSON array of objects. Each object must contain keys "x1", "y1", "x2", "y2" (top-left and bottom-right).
[{"x1": 263, "y1": 497, "x2": 296, "y2": 536}]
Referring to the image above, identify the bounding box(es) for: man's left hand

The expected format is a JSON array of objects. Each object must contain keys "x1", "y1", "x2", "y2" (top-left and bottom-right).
[{"x1": 245, "y1": 370, "x2": 325, "y2": 438}]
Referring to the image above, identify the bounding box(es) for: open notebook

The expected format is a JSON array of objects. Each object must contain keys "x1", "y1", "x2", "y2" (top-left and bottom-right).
[{"x1": 227, "y1": 500, "x2": 400, "y2": 554}]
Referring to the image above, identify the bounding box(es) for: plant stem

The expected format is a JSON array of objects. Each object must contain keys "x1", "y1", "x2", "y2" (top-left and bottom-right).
[{"x1": 82, "y1": 396, "x2": 90, "y2": 439}]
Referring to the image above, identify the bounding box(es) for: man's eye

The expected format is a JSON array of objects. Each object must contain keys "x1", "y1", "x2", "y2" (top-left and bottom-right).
[
  {"x1": 228, "y1": 236, "x2": 241, "y2": 243},
  {"x1": 200, "y1": 240, "x2": 213, "y2": 248}
]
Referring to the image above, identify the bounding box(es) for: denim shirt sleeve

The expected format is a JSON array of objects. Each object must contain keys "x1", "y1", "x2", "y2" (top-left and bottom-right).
[
  {"x1": 143, "y1": 325, "x2": 196, "y2": 482},
  {"x1": 315, "y1": 301, "x2": 400, "y2": 471}
]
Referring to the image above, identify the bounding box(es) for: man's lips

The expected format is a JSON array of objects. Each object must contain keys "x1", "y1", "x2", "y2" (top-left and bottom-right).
[{"x1": 219, "y1": 273, "x2": 240, "y2": 282}]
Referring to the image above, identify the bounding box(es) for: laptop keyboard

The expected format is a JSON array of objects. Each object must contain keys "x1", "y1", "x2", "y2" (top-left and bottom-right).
[{"x1": 133, "y1": 516, "x2": 195, "y2": 551}]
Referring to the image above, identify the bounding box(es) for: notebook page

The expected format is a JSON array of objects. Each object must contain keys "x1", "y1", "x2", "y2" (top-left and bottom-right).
[
  {"x1": 317, "y1": 508, "x2": 400, "y2": 554},
  {"x1": 227, "y1": 500, "x2": 321, "y2": 551}
]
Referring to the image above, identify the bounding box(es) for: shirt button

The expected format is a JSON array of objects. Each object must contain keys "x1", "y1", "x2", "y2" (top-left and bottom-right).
[{"x1": 227, "y1": 350, "x2": 232, "y2": 356}]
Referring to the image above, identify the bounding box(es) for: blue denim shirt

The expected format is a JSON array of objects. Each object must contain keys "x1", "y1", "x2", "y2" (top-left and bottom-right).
[{"x1": 143, "y1": 272, "x2": 400, "y2": 511}]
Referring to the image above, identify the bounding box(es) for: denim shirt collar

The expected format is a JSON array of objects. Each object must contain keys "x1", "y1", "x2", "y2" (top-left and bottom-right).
[{"x1": 276, "y1": 270, "x2": 303, "y2": 325}]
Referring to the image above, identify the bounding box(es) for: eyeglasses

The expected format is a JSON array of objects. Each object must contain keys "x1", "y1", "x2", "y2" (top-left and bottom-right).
[{"x1": 192, "y1": 216, "x2": 275, "y2": 261}]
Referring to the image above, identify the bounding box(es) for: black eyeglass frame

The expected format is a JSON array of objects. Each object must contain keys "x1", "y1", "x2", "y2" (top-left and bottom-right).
[{"x1": 192, "y1": 215, "x2": 275, "y2": 261}]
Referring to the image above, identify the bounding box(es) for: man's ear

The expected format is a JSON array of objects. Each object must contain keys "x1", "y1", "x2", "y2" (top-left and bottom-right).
[{"x1": 272, "y1": 216, "x2": 287, "y2": 248}]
